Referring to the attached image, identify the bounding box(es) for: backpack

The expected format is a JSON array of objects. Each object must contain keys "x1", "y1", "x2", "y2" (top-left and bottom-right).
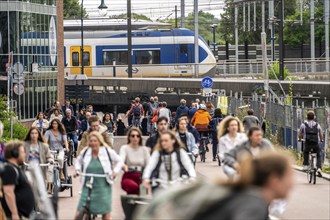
[
  {"x1": 150, "y1": 150, "x2": 189, "y2": 180},
  {"x1": 305, "y1": 122, "x2": 319, "y2": 145},
  {"x1": 209, "y1": 117, "x2": 222, "y2": 132},
  {"x1": 133, "y1": 104, "x2": 141, "y2": 117},
  {"x1": 135, "y1": 180, "x2": 232, "y2": 220}
]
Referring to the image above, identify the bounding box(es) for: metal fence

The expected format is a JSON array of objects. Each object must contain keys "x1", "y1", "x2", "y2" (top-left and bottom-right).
[
  {"x1": 217, "y1": 59, "x2": 330, "y2": 76},
  {"x1": 217, "y1": 93, "x2": 329, "y2": 151}
]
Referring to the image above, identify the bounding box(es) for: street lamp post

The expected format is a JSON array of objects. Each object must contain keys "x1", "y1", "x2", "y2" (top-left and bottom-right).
[{"x1": 211, "y1": 24, "x2": 217, "y2": 57}]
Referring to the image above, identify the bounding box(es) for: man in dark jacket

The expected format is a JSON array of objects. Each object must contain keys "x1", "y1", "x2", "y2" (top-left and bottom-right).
[
  {"x1": 146, "y1": 117, "x2": 169, "y2": 152},
  {"x1": 62, "y1": 100, "x2": 74, "y2": 115},
  {"x1": 174, "y1": 99, "x2": 189, "y2": 123},
  {"x1": 224, "y1": 127, "x2": 273, "y2": 176}
]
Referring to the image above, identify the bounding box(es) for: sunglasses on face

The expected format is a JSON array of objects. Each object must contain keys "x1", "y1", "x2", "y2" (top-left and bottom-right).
[{"x1": 130, "y1": 134, "x2": 140, "y2": 138}]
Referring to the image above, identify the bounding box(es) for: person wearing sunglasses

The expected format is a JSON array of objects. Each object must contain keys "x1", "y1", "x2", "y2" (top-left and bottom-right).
[
  {"x1": 143, "y1": 131, "x2": 196, "y2": 192},
  {"x1": 120, "y1": 128, "x2": 150, "y2": 195}
]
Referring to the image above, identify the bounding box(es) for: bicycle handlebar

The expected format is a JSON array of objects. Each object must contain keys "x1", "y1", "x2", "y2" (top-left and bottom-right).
[
  {"x1": 24, "y1": 162, "x2": 50, "y2": 167},
  {"x1": 74, "y1": 172, "x2": 111, "y2": 178}
]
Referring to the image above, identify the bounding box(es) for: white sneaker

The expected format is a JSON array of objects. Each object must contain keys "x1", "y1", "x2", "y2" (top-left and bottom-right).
[
  {"x1": 317, "y1": 168, "x2": 323, "y2": 177},
  {"x1": 302, "y1": 165, "x2": 308, "y2": 171}
]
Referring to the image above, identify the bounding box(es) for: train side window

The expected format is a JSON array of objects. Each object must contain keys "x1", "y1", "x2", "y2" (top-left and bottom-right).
[
  {"x1": 136, "y1": 50, "x2": 160, "y2": 64},
  {"x1": 103, "y1": 51, "x2": 128, "y2": 65},
  {"x1": 83, "y1": 52, "x2": 90, "y2": 66},
  {"x1": 72, "y1": 52, "x2": 79, "y2": 66},
  {"x1": 180, "y1": 44, "x2": 188, "y2": 54}
]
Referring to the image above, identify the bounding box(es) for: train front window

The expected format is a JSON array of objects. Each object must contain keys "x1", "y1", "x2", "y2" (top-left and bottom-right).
[
  {"x1": 103, "y1": 51, "x2": 128, "y2": 65},
  {"x1": 83, "y1": 52, "x2": 90, "y2": 66},
  {"x1": 136, "y1": 50, "x2": 160, "y2": 64},
  {"x1": 72, "y1": 52, "x2": 79, "y2": 66}
]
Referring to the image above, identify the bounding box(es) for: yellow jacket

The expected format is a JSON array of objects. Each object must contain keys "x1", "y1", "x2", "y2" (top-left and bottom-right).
[{"x1": 191, "y1": 110, "x2": 211, "y2": 126}]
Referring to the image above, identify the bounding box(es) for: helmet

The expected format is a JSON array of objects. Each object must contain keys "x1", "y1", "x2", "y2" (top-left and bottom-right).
[{"x1": 199, "y1": 104, "x2": 207, "y2": 110}]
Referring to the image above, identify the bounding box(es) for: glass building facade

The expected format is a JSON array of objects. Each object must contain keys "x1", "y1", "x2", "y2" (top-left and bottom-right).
[{"x1": 0, "y1": 0, "x2": 58, "y2": 120}]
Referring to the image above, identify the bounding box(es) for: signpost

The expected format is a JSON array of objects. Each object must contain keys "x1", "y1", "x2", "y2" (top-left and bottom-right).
[{"x1": 201, "y1": 76, "x2": 214, "y2": 97}]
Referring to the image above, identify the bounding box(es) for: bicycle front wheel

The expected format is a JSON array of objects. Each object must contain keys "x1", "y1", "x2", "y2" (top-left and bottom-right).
[
  {"x1": 76, "y1": 208, "x2": 91, "y2": 220},
  {"x1": 313, "y1": 170, "x2": 316, "y2": 184},
  {"x1": 307, "y1": 170, "x2": 312, "y2": 183}
]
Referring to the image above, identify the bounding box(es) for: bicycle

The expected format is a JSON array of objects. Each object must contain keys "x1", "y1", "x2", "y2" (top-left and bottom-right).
[
  {"x1": 307, "y1": 149, "x2": 317, "y2": 184},
  {"x1": 74, "y1": 173, "x2": 115, "y2": 220},
  {"x1": 50, "y1": 150, "x2": 73, "y2": 197},
  {"x1": 132, "y1": 116, "x2": 141, "y2": 128}
]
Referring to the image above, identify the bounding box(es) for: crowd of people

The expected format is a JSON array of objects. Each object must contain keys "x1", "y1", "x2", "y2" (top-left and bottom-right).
[{"x1": 0, "y1": 96, "x2": 325, "y2": 220}]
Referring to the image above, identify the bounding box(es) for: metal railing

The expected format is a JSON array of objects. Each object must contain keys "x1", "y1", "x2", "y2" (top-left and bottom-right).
[{"x1": 216, "y1": 59, "x2": 330, "y2": 77}]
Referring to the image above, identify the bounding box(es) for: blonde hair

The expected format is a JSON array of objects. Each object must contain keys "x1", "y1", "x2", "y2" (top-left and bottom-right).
[
  {"x1": 218, "y1": 116, "x2": 244, "y2": 139},
  {"x1": 180, "y1": 99, "x2": 186, "y2": 105},
  {"x1": 88, "y1": 131, "x2": 111, "y2": 148}
]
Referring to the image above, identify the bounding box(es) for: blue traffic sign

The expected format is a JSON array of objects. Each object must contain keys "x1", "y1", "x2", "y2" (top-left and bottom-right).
[{"x1": 201, "y1": 76, "x2": 213, "y2": 88}]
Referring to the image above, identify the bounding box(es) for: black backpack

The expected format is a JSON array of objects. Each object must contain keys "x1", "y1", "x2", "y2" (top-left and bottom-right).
[
  {"x1": 209, "y1": 117, "x2": 222, "y2": 132},
  {"x1": 150, "y1": 150, "x2": 189, "y2": 179},
  {"x1": 305, "y1": 122, "x2": 319, "y2": 145},
  {"x1": 133, "y1": 104, "x2": 141, "y2": 117}
]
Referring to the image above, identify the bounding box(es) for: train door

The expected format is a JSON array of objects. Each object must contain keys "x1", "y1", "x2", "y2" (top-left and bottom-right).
[
  {"x1": 176, "y1": 44, "x2": 189, "y2": 64},
  {"x1": 70, "y1": 46, "x2": 92, "y2": 76}
]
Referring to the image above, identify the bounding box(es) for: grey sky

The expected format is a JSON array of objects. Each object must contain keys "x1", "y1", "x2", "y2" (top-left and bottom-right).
[{"x1": 81, "y1": 0, "x2": 225, "y2": 20}]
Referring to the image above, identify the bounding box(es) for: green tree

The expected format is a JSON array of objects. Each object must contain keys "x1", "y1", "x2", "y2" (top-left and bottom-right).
[
  {"x1": 63, "y1": 0, "x2": 87, "y2": 19},
  {"x1": 0, "y1": 96, "x2": 28, "y2": 142},
  {"x1": 166, "y1": 11, "x2": 224, "y2": 45},
  {"x1": 110, "y1": 13, "x2": 152, "y2": 21},
  {"x1": 219, "y1": 0, "x2": 297, "y2": 45},
  {"x1": 284, "y1": 0, "x2": 328, "y2": 46}
]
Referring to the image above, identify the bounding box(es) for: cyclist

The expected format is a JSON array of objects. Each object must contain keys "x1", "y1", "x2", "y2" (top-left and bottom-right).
[
  {"x1": 191, "y1": 104, "x2": 211, "y2": 150},
  {"x1": 206, "y1": 101, "x2": 215, "y2": 117},
  {"x1": 242, "y1": 109, "x2": 260, "y2": 132},
  {"x1": 126, "y1": 97, "x2": 144, "y2": 128},
  {"x1": 49, "y1": 108, "x2": 63, "y2": 122},
  {"x1": 1, "y1": 141, "x2": 35, "y2": 220},
  {"x1": 194, "y1": 153, "x2": 294, "y2": 220},
  {"x1": 146, "y1": 97, "x2": 156, "y2": 135},
  {"x1": 223, "y1": 127, "x2": 273, "y2": 176},
  {"x1": 86, "y1": 105, "x2": 97, "y2": 116},
  {"x1": 179, "y1": 114, "x2": 200, "y2": 145},
  {"x1": 79, "y1": 112, "x2": 92, "y2": 134},
  {"x1": 61, "y1": 100, "x2": 74, "y2": 116},
  {"x1": 298, "y1": 111, "x2": 324, "y2": 176},
  {"x1": 208, "y1": 108, "x2": 224, "y2": 161},
  {"x1": 146, "y1": 117, "x2": 169, "y2": 152},
  {"x1": 32, "y1": 112, "x2": 49, "y2": 133},
  {"x1": 188, "y1": 103, "x2": 198, "y2": 121},
  {"x1": 175, "y1": 118, "x2": 199, "y2": 163},
  {"x1": 23, "y1": 127, "x2": 53, "y2": 183},
  {"x1": 78, "y1": 116, "x2": 113, "y2": 155},
  {"x1": 103, "y1": 112, "x2": 117, "y2": 134},
  {"x1": 142, "y1": 131, "x2": 196, "y2": 191},
  {"x1": 218, "y1": 116, "x2": 247, "y2": 163},
  {"x1": 120, "y1": 128, "x2": 150, "y2": 195},
  {"x1": 61, "y1": 109, "x2": 79, "y2": 157},
  {"x1": 158, "y1": 102, "x2": 171, "y2": 124},
  {"x1": 75, "y1": 131, "x2": 123, "y2": 220},
  {"x1": 174, "y1": 99, "x2": 189, "y2": 123},
  {"x1": 44, "y1": 119, "x2": 69, "y2": 192}
]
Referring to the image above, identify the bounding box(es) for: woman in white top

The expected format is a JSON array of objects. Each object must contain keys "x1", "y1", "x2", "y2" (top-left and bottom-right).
[
  {"x1": 49, "y1": 108, "x2": 63, "y2": 122},
  {"x1": 142, "y1": 131, "x2": 196, "y2": 192},
  {"x1": 120, "y1": 128, "x2": 150, "y2": 195},
  {"x1": 218, "y1": 116, "x2": 247, "y2": 162},
  {"x1": 75, "y1": 131, "x2": 123, "y2": 220},
  {"x1": 32, "y1": 112, "x2": 49, "y2": 133}
]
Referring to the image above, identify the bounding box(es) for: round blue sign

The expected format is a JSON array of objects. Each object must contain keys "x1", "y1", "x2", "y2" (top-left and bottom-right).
[{"x1": 201, "y1": 76, "x2": 213, "y2": 88}]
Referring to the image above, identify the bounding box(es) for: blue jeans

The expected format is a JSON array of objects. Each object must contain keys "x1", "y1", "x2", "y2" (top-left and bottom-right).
[
  {"x1": 68, "y1": 132, "x2": 78, "y2": 152},
  {"x1": 147, "y1": 116, "x2": 152, "y2": 133}
]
